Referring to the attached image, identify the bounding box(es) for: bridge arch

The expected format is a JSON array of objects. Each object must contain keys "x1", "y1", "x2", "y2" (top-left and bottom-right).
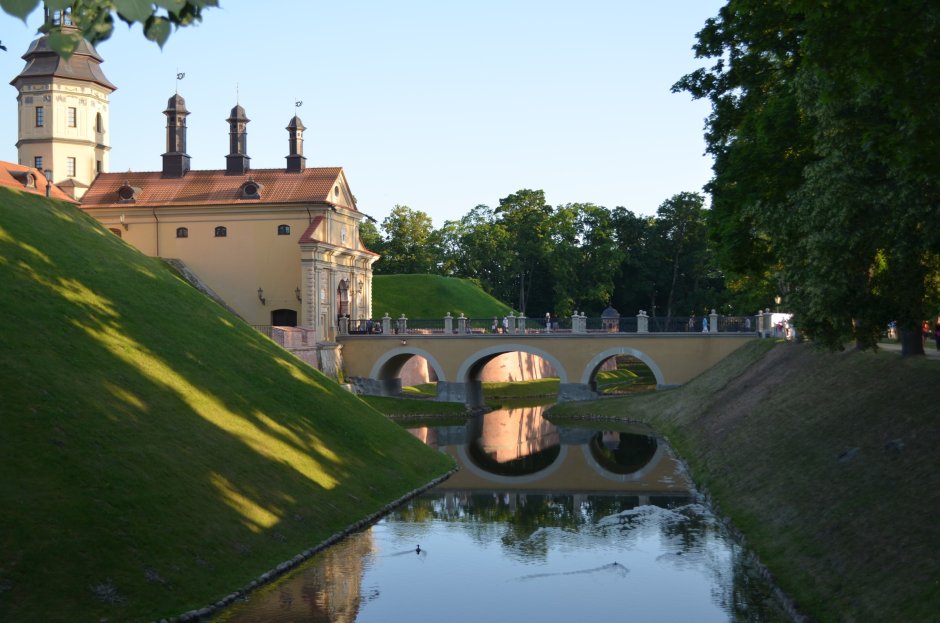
[
  {"x1": 369, "y1": 347, "x2": 448, "y2": 383},
  {"x1": 455, "y1": 343, "x2": 570, "y2": 384},
  {"x1": 580, "y1": 347, "x2": 665, "y2": 389}
]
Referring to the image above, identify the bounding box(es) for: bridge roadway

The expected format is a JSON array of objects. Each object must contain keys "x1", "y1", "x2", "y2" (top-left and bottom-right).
[{"x1": 337, "y1": 332, "x2": 756, "y2": 406}]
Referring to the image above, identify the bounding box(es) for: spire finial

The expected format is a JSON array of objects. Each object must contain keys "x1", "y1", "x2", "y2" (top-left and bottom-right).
[{"x1": 175, "y1": 70, "x2": 185, "y2": 94}]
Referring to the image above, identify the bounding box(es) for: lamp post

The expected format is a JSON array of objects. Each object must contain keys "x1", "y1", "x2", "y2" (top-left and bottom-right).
[
  {"x1": 43, "y1": 169, "x2": 52, "y2": 197},
  {"x1": 774, "y1": 295, "x2": 781, "y2": 312}
]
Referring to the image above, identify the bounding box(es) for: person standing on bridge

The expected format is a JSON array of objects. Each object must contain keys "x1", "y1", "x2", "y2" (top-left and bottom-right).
[
  {"x1": 688, "y1": 314, "x2": 696, "y2": 332},
  {"x1": 491, "y1": 317, "x2": 498, "y2": 334},
  {"x1": 502, "y1": 315, "x2": 509, "y2": 334}
]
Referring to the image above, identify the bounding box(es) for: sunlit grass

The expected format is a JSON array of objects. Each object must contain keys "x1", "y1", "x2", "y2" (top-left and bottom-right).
[
  {"x1": 373, "y1": 273, "x2": 511, "y2": 318},
  {"x1": 0, "y1": 188, "x2": 454, "y2": 622}
]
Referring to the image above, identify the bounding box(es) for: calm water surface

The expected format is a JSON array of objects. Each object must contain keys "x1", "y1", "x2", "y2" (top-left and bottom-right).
[{"x1": 215, "y1": 406, "x2": 787, "y2": 623}]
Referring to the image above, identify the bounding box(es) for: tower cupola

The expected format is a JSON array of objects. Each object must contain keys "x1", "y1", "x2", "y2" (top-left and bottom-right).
[
  {"x1": 285, "y1": 115, "x2": 306, "y2": 173},
  {"x1": 162, "y1": 93, "x2": 191, "y2": 177},
  {"x1": 226, "y1": 103, "x2": 250, "y2": 175},
  {"x1": 10, "y1": 7, "x2": 116, "y2": 197}
]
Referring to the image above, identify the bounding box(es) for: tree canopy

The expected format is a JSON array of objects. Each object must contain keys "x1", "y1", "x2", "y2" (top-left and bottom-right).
[
  {"x1": 361, "y1": 189, "x2": 732, "y2": 323},
  {"x1": 674, "y1": 0, "x2": 940, "y2": 354}
]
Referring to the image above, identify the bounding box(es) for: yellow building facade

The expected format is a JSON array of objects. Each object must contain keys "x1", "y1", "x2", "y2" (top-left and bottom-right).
[
  {"x1": 79, "y1": 98, "x2": 378, "y2": 339},
  {"x1": 12, "y1": 16, "x2": 378, "y2": 343}
]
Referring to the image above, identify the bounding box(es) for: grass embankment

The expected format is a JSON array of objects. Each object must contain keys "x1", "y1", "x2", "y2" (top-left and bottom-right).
[
  {"x1": 551, "y1": 340, "x2": 940, "y2": 622},
  {"x1": 0, "y1": 188, "x2": 454, "y2": 622},
  {"x1": 373, "y1": 273, "x2": 511, "y2": 319}
]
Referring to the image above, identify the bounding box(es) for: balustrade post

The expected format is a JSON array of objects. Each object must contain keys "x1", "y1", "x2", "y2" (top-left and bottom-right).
[
  {"x1": 637, "y1": 310, "x2": 649, "y2": 334},
  {"x1": 457, "y1": 313, "x2": 467, "y2": 334},
  {"x1": 572, "y1": 311, "x2": 580, "y2": 334},
  {"x1": 709, "y1": 309, "x2": 719, "y2": 334},
  {"x1": 382, "y1": 313, "x2": 391, "y2": 335},
  {"x1": 517, "y1": 315, "x2": 526, "y2": 334},
  {"x1": 581, "y1": 312, "x2": 587, "y2": 333},
  {"x1": 444, "y1": 312, "x2": 453, "y2": 334},
  {"x1": 397, "y1": 313, "x2": 408, "y2": 335},
  {"x1": 338, "y1": 315, "x2": 348, "y2": 335},
  {"x1": 507, "y1": 313, "x2": 517, "y2": 334}
]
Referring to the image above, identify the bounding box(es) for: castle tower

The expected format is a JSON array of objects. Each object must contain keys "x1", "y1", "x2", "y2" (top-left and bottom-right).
[
  {"x1": 162, "y1": 93, "x2": 191, "y2": 177},
  {"x1": 225, "y1": 103, "x2": 250, "y2": 174},
  {"x1": 285, "y1": 114, "x2": 306, "y2": 173},
  {"x1": 10, "y1": 8, "x2": 116, "y2": 199}
]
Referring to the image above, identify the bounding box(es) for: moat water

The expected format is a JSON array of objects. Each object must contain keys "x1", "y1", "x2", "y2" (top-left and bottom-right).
[{"x1": 215, "y1": 405, "x2": 789, "y2": 622}]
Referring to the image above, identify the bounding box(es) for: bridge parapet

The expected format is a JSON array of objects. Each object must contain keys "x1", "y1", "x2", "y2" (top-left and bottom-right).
[{"x1": 339, "y1": 312, "x2": 760, "y2": 336}]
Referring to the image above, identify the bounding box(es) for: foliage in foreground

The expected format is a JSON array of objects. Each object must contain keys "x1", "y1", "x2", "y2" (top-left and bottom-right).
[
  {"x1": 1, "y1": 0, "x2": 218, "y2": 54},
  {"x1": 552, "y1": 341, "x2": 940, "y2": 622},
  {"x1": 675, "y1": 2, "x2": 940, "y2": 352},
  {"x1": 0, "y1": 188, "x2": 453, "y2": 622}
]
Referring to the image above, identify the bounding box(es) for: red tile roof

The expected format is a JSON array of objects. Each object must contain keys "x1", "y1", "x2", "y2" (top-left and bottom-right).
[
  {"x1": 0, "y1": 161, "x2": 77, "y2": 202},
  {"x1": 81, "y1": 167, "x2": 354, "y2": 210},
  {"x1": 297, "y1": 216, "x2": 325, "y2": 244}
]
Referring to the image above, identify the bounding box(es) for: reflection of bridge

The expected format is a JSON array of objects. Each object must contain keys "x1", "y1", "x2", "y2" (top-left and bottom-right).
[
  {"x1": 339, "y1": 333, "x2": 755, "y2": 405},
  {"x1": 407, "y1": 407, "x2": 691, "y2": 496}
]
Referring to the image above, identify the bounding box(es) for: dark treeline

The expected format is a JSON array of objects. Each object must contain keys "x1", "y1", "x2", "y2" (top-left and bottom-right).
[{"x1": 360, "y1": 189, "x2": 762, "y2": 321}]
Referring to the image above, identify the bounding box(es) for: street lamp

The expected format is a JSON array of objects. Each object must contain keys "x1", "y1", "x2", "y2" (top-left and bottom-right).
[{"x1": 774, "y1": 295, "x2": 781, "y2": 312}]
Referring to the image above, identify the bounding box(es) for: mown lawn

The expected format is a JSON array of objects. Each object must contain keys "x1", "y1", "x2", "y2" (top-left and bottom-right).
[
  {"x1": 552, "y1": 340, "x2": 940, "y2": 622},
  {"x1": 0, "y1": 188, "x2": 453, "y2": 622}
]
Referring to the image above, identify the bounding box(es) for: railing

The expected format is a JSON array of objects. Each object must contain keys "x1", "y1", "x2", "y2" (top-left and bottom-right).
[{"x1": 335, "y1": 313, "x2": 763, "y2": 337}]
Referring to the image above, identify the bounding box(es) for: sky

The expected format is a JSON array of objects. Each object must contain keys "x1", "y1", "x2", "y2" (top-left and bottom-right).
[{"x1": 0, "y1": 1, "x2": 724, "y2": 225}]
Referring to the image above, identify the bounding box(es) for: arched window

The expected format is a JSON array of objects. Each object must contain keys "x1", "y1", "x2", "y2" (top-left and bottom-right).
[
  {"x1": 176, "y1": 227, "x2": 188, "y2": 238},
  {"x1": 214, "y1": 226, "x2": 227, "y2": 238},
  {"x1": 277, "y1": 224, "x2": 291, "y2": 236},
  {"x1": 95, "y1": 112, "x2": 104, "y2": 133}
]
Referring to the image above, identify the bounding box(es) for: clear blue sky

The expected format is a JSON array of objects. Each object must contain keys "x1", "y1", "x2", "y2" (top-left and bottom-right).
[{"x1": 1, "y1": 1, "x2": 724, "y2": 225}]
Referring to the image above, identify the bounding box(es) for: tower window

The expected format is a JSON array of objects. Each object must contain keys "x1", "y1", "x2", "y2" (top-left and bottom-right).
[
  {"x1": 95, "y1": 113, "x2": 104, "y2": 133},
  {"x1": 67, "y1": 107, "x2": 77, "y2": 128},
  {"x1": 176, "y1": 227, "x2": 189, "y2": 238},
  {"x1": 277, "y1": 224, "x2": 291, "y2": 235},
  {"x1": 35, "y1": 106, "x2": 44, "y2": 127},
  {"x1": 34, "y1": 156, "x2": 43, "y2": 170},
  {"x1": 66, "y1": 157, "x2": 76, "y2": 178},
  {"x1": 214, "y1": 226, "x2": 228, "y2": 238},
  {"x1": 96, "y1": 160, "x2": 102, "y2": 174}
]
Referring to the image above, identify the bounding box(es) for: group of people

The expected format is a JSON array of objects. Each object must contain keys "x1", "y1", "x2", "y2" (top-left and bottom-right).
[{"x1": 921, "y1": 319, "x2": 940, "y2": 351}]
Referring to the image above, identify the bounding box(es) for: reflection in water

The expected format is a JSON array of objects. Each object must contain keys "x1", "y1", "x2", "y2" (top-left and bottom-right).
[
  {"x1": 590, "y1": 431, "x2": 658, "y2": 474},
  {"x1": 216, "y1": 409, "x2": 789, "y2": 623}
]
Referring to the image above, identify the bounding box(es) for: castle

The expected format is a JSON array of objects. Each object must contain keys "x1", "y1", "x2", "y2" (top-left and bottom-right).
[{"x1": 10, "y1": 9, "x2": 377, "y2": 341}]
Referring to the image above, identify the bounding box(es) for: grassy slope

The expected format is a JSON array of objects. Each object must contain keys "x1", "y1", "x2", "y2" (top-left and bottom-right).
[
  {"x1": 551, "y1": 340, "x2": 940, "y2": 622},
  {"x1": 372, "y1": 274, "x2": 511, "y2": 320},
  {"x1": 0, "y1": 188, "x2": 454, "y2": 622}
]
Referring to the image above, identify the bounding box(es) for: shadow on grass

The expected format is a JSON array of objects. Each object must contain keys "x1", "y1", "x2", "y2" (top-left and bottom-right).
[{"x1": 0, "y1": 189, "x2": 450, "y2": 622}]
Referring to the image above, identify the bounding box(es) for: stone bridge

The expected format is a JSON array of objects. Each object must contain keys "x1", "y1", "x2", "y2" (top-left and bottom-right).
[{"x1": 338, "y1": 332, "x2": 756, "y2": 406}]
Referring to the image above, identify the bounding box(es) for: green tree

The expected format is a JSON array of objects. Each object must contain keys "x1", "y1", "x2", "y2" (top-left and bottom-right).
[
  {"x1": 493, "y1": 189, "x2": 554, "y2": 315},
  {"x1": 675, "y1": 1, "x2": 940, "y2": 354},
  {"x1": 358, "y1": 219, "x2": 383, "y2": 255},
  {"x1": 1, "y1": 0, "x2": 217, "y2": 56},
  {"x1": 375, "y1": 205, "x2": 439, "y2": 275}
]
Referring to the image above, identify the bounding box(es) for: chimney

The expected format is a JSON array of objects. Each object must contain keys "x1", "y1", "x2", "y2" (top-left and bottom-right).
[
  {"x1": 286, "y1": 115, "x2": 306, "y2": 173},
  {"x1": 226, "y1": 104, "x2": 250, "y2": 175},
  {"x1": 162, "y1": 94, "x2": 191, "y2": 177}
]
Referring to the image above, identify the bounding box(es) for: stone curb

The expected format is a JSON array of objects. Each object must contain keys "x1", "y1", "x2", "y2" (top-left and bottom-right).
[{"x1": 157, "y1": 467, "x2": 459, "y2": 623}]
